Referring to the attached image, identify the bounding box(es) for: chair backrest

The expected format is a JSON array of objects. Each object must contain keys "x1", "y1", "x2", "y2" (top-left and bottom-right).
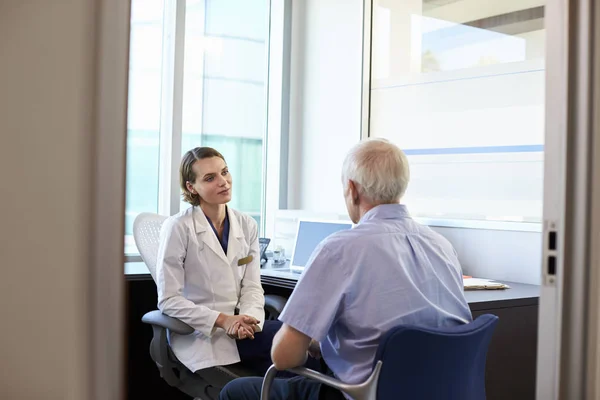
[
  {"x1": 374, "y1": 314, "x2": 499, "y2": 400},
  {"x1": 133, "y1": 212, "x2": 168, "y2": 281}
]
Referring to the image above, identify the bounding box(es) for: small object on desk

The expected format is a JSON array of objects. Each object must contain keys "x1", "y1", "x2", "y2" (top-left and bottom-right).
[
  {"x1": 272, "y1": 245, "x2": 286, "y2": 265},
  {"x1": 259, "y1": 237, "x2": 271, "y2": 266},
  {"x1": 463, "y1": 278, "x2": 510, "y2": 290},
  {"x1": 261, "y1": 251, "x2": 273, "y2": 265}
]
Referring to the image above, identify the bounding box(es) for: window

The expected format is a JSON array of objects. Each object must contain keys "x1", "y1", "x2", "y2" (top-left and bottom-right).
[
  {"x1": 369, "y1": 1, "x2": 545, "y2": 226},
  {"x1": 126, "y1": 0, "x2": 271, "y2": 256},
  {"x1": 125, "y1": 0, "x2": 165, "y2": 254},
  {"x1": 181, "y1": 0, "x2": 269, "y2": 225}
]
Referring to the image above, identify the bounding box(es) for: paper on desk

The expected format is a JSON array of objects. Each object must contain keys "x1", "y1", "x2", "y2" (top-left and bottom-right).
[{"x1": 463, "y1": 278, "x2": 510, "y2": 290}]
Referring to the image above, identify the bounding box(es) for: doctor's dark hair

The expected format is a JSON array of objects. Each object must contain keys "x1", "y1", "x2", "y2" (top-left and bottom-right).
[{"x1": 180, "y1": 147, "x2": 226, "y2": 206}]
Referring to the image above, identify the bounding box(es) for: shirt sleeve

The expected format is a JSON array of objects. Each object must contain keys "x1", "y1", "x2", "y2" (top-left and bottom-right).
[
  {"x1": 278, "y1": 240, "x2": 349, "y2": 342},
  {"x1": 156, "y1": 217, "x2": 221, "y2": 337},
  {"x1": 237, "y1": 216, "x2": 265, "y2": 331}
]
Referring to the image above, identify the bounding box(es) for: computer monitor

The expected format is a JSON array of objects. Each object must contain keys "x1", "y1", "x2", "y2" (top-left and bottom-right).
[{"x1": 290, "y1": 220, "x2": 353, "y2": 273}]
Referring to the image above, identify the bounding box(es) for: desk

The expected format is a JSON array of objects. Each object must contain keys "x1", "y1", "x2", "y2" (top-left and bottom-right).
[
  {"x1": 125, "y1": 261, "x2": 154, "y2": 280},
  {"x1": 126, "y1": 262, "x2": 539, "y2": 400}
]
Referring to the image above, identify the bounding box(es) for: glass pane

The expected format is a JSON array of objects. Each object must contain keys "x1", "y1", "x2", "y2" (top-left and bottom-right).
[
  {"x1": 202, "y1": 79, "x2": 265, "y2": 135},
  {"x1": 181, "y1": 0, "x2": 268, "y2": 230},
  {"x1": 203, "y1": 38, "x2": 267, "y2": 82},
  {"x1": 125, "y1": 0, "x2": 164, "y2": 253},
  {"x1": 205, "y1": 0, "x2": 268, "y2": 41},
  {"x1": 370, "y1": 0, "x2": 545, "y2": 223}
]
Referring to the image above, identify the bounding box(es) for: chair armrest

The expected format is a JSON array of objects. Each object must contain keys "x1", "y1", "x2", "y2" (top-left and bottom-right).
[
  {"x1": 264, "y1": 294, "x2": 287, "y2": 319},
  {"x1": 142, "y1": 310, "x2": 194, "y2": 335},
  {"x1": 141, "y1": 310, "x2": 193, "y2": 388},
  {"x1": 261, "y1": 362, "x2": 383, "y2": 400}
]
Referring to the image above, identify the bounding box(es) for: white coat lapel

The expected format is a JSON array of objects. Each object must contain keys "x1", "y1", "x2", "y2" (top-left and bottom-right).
[
  {"x1": 227, "y1": 208, "x2": 246, "y2": 265},
  {"x1": 192, "y1": 207, "x2": 229, "y2": 265}
]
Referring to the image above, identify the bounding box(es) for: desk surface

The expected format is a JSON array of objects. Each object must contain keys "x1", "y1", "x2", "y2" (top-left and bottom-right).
[
  {"x1": 125, "y1": 262, "x2": 153, "y2": 281},
  {"x1": 259, "y1": 261, "x2": 539, "y2": 311},
  {"x1": 125, "y1": 261, "x2": 540, "y2": 310}
]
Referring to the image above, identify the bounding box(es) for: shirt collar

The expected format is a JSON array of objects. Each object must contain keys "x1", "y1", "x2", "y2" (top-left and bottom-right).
[
  {"x1": 358, "y1": 203, "x2": 410, "y2": 224},
  {"x1": 205, "y1": 207, "x2": 230, "y2": 251}
]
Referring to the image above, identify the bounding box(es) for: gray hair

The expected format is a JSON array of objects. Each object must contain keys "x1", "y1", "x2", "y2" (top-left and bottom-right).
[{"x1": 341, "y1": 138, "x2": 410, "y2": 204}]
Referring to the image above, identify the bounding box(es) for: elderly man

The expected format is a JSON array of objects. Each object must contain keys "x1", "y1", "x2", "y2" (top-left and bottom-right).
[{"x1": 220, "y1": 139, "x2": 472, "y2": 400}]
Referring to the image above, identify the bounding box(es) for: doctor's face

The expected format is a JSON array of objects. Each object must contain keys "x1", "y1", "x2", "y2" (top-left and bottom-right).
[{"x1": 188, "y1": 157, "x2": 233, "y2": 205}]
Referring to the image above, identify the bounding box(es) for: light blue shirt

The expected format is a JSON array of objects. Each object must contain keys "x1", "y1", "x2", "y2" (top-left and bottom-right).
[{"x1": 279, "y1": 204, "x2": 472, "y2": 386}]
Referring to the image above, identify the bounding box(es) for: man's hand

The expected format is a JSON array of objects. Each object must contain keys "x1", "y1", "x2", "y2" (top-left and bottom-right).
[
  {"x1": 216, "y1": 314, "x2": 260, "y2": 340},
  {"x1": 308, "y1": 339, "x2": 321, "y2": 359}
]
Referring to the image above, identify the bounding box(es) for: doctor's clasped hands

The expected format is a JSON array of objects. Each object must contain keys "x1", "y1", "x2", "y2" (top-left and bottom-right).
[{"x1": 216, "y1": 314, "x2": 260, "y2": 340}]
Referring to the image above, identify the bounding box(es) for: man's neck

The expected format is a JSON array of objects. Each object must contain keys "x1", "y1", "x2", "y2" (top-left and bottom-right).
[
  {"x1": 201, "y1": 203, "x2": 226, "y2": 228},
  {"x1": 357, "y1": 204, "x2": 376, "y2": 221},
  {"x1": 357, "y1": 200, "x2": 400, "y2": 221}
]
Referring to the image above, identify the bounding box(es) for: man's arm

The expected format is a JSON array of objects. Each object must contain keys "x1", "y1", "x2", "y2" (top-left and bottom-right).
[
  {"x1": 271, "y1": 323, "x2": 311, "y2": 370},
  {"x1": 274, "y1": 239, "x2": 348, "y2": 370}
]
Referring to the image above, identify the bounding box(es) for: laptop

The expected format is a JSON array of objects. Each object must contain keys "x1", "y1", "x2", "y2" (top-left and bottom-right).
[{"x1": 289, "y1": 219, "x2": 353, "y2": 273}]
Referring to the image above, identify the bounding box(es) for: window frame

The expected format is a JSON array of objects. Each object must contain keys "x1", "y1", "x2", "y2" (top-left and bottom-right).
[
  {"x1": 126, "y1": 0, "x2": 281, "y2": 259},
  {"x1": 157, "y1": 0, "x2": 186, "y2": 219},
  {"x1": 263, "y1": 0, "x2": 292, "y2": 240}
]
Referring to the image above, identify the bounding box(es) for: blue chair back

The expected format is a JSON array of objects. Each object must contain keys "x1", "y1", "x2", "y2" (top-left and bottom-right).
[{"x1": 374, "y1": 314, "x2": 499, "y2": 400}]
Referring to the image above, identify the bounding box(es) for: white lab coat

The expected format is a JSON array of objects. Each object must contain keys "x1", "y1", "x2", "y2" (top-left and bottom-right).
[{"x1": 155, "y1": 206, "x2": 265, "y2": 372}]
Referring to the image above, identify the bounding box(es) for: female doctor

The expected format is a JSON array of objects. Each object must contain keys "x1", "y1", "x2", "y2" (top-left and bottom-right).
[{"x1": 156, "y1": 147, "x2": 280, "y2": 375}]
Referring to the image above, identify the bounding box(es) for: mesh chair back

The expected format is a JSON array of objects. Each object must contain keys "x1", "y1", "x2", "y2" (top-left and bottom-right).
[{"x1": 133, "y1": 212, "x2": 168, "y2": 281}]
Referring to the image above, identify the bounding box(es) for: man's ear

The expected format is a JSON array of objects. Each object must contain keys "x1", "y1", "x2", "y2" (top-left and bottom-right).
[{"x1": 348, "y1": 180, "x2": 360, "y2": 205}]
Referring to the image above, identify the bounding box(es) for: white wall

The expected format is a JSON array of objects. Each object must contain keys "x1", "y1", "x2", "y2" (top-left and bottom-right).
[
  {"x1": 0, "y1": 1, "x2": 127, "y2": 399},
  {"x1": 432, "y1": 227, "x2": 542, "y2": 285},
  {"x1": 370, "y1": 1, "x2": 547, "y2": 222},
  {"x1": 368, "y1": 1, "x2": 545, "y2": 284},
  {"x1": 279, "y1": 0, "x2": 543, "y2": 286},
  {"x1": 287, "y1": 0, "x2": 364, "y2": 212}
]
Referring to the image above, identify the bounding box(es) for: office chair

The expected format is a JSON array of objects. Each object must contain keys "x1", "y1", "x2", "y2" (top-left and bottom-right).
[
  {"x1": 133, "y1": 212, "x2": 288, "y2": 400},
  {"x1": 262, "y1": 314, "x2": 499, "y2": 400}
]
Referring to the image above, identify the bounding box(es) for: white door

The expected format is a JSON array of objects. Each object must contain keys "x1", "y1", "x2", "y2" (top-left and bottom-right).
[{"x1": 537, "y1": 0, "x2": 600, "y2": 398}]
